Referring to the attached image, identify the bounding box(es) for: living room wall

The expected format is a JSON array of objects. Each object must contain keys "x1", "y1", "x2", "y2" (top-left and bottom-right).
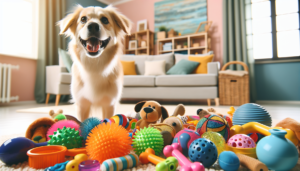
[
  {"x1": 66, "y1": 0, "x2": 106, "y2": 11},
  {"x1": 115, "y1": 0, "x2": 223, "y2": 65},
  {"x1": 0, "y1": 55, "x2": 36, "y2": 101},
  {"x1": 255, "y1": 62, "x2": 300, "y2": 101}
]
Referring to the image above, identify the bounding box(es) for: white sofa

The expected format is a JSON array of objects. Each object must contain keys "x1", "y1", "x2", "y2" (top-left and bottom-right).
[
  {"x1": 120, "y1": 52, "x2": 220, "y2": 106},
  {"x1": 46, "y1": 52, "x2": 220, "y2": 106}
]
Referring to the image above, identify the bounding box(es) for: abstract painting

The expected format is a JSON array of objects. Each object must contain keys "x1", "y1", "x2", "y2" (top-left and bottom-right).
[{"x1": 154, "y1": 0, "x2": 207, "y2": 36}]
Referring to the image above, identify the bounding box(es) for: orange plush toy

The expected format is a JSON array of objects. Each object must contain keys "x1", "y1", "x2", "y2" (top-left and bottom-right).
[
  {"x1": 276, "y1": 117, "x2": 300, "y2": 154},
  {"x1": 135, "y1": 101, "x2": 169, "y2": 129},
  {"x1": 25, "y1": 117, "x2": 55, "y2": 143}
]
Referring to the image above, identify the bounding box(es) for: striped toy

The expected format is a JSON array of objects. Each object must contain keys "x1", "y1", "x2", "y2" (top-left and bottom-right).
[{"x1": 100, "y1": 154, "x2": 139, "y2": 171}]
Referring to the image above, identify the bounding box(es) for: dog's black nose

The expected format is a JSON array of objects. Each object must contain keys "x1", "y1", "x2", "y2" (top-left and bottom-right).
[
  {"x1": 88, "y1": 22, "x2": 100, "y2": 33},
  {"x1": 144, "y1": 107, "x2": 153, "y2": 113}
]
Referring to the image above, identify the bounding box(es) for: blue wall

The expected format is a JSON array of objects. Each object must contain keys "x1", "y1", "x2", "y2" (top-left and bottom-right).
[
  {"x1": 66, "y1": 0, "x2": 107, "y2": 12},
  {"x1": 255, "y1": 62, "x2": 300, "y2": 101}
]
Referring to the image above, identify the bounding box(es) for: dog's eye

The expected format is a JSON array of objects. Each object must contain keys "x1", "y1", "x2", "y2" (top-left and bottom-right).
[
  {"x1": 148, "y1": 105, "x2": 151, "y2": 107},
  {"x1": 101, "y1": 17, "x2": 109, "y2": 24},
  {"x1": 153, "y1": 106, "x2": 155, "y2": 109},
  {"x1": 81, "y1": 16, "x2": 87, "y2": 23}
]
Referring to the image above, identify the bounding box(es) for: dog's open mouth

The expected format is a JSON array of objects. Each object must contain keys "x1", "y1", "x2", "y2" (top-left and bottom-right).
[{"x1": 79, "y1": 36, "x2": 111, "y2": 56}]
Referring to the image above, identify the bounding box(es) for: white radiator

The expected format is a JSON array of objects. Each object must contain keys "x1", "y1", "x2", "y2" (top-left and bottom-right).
[{"x1": 0, "y1": 63, "x2": 19, "y2": 103}]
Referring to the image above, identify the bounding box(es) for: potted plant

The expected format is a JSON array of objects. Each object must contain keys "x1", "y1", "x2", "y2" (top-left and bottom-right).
[
  {"x1": 183, "y1": 42, "x2": 188, "y2": 48},
  {"x1": 157, "y1": 26, "x2": 167, "y2": 39}
]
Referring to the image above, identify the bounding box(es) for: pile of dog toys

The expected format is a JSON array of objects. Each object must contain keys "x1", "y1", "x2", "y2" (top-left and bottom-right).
[{"x1": 0, "y1": 101, "x2": 299, "y2": 171}]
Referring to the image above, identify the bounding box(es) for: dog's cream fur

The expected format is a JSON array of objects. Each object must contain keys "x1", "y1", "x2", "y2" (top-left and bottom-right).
[{"x1": 58, "y1": 5, "x2": 131, "y2": 121}]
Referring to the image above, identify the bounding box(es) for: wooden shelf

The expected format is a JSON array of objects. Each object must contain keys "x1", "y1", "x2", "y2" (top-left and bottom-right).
[
  {"x1": 137, "y1": 47, "x2": 147, "y2": 50},
  {"x1": 159, "y1": 50, "x2": 173, "y2": 53},
  {"x1": 124, "y1": 29, "x2": 154, "y2": 55},
  {"x1": 126, "y1": 49, "x2": 136, "y2": 51},
  {"x1": 174, "y1": 48, "x2": 188, "y2": 51},
  {"x1": 189, "y1": 46, "x2": 206, "y2": 50},
  {"x1": 157, "y1": 32, "x2": 211, "y2": 55}
]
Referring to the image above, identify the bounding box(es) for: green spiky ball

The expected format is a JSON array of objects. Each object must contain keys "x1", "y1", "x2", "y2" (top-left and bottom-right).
[
  {"x1": 48, "y1": 126, "x2": 83, "y2": 149},
  {"x1": 132, "y1": 127, "x2": 164, "y2": 155}
]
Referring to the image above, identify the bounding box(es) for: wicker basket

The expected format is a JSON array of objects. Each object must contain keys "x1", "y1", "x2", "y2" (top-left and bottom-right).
[{"x1": 219, "y1": 61, "x2": 250, "y2": 106}]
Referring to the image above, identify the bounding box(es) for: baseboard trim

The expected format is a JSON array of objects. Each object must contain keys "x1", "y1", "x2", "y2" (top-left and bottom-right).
[
  {"x1": 0, "y1": 100, "x2": 36, "y2": 106},
  {"x1": 256, "y1": 100, "x2": 300, "y2": 105}
]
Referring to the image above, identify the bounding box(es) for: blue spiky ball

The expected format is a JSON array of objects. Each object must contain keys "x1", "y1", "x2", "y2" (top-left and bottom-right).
[{"x1": 80, "y1": 117, "x2": 101, "y2": 141}]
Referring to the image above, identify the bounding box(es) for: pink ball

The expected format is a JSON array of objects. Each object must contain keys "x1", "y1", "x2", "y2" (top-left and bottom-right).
[
  {"x1": 227, "y1": 134, "x2": 256, "y2": 148},
  {"x1": 46, "y1": 120, "x2": 80, "y2": 140},
  {"x1": 172, "y1": 129, "x2": 201, "y2": 156}
]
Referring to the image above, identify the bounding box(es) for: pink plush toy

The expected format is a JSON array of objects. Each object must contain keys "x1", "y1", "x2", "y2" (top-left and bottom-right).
[
  {"x1": 46, "y1": 120, "x2": 80, "y2": 140},
  {"x1": 227, "y1": 134, "x2": 256, "y2": 148}
]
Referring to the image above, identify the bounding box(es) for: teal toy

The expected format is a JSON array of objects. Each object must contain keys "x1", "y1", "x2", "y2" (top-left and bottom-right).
[
  {"x1": 232, "y1": 103, "x2": 272, "y2": 126},
  {"x1": 218, "y1": 151, "x2": 240, "y2": 171},
  {"x1": 132, "y1": 127, "x2": 164, "y2": 155},
  {"x1": 45, "y1": 160, "x2": 69, "y2": 171},
  {"x1": 48, "y1": 126, "x2": 83, "y2": 149},
  {"x1": 256, "y1": 129, "x2": 298, "y2": 171},
  {"x1": 156, "y1": 157, "x2": 178, "y2": 171}
]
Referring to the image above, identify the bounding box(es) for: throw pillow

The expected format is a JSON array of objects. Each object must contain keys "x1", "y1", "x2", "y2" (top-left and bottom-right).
[
  {"x1": 121, "y1": 61, "x2": 137, "y2": 75},
  {"x1": 58, "y1": 48, "x2": 73, "y2": 72},
  {"x1": 188, "y1": 54, "x2": 214, "y2": 74},
  {"x1": 144, "y1": 60, "x2": 166, "y2": 76},
  {"x1": 167, "y1": 59, "x2": 199, "y2": 75}
]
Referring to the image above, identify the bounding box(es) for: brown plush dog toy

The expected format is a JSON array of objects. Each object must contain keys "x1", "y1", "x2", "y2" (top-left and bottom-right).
[
  {"x1": 135, "y1": 101, "x2": 169, "y2": 129},
  {"x1": 25, "y1": 117, "x2": 55, "y2": 143}
]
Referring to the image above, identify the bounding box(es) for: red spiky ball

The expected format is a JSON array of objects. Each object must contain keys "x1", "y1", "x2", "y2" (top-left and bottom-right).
[{"x1": 86, "y1": 123, "x2": 132, "y2": 163}]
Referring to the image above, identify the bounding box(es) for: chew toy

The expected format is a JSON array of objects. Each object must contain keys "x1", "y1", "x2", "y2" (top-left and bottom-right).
[
  {"x1": 86, "y1": 123, "x2": 132, "y2": 163},
  {"x1": 47, "y1": 120, "x2": 80, "y2": 140},
  {"x1": 133, "y1": 127, "x2": 164, "y2": 155},
  {"x1": 48, "y1": 126, "x2": 83, "y2": 149},
  {"x1": 218, "y1": 151, "x2": 240, "y2": 171},
  {"x1": 164, "y1": 143, "x2": 205, "y2": 171},
  {"x1": 66, "y1": 154, "x2": 88, "y2": 171},
  {"x1": 100, "y1": 154, "x2": 139, "y2": 171},
  {"x1": 79, "y1": 117, "x2": 101, "y2": 141},
  {"x1": 230, "y1": 122, "x2": 298, "y2": 146},
  {"x1": 79, "y1": 160, "x2": 100, "y2": 171},
  {"x1": 45, "y1": 161, "x2": 69, "y2": 171},
  {"x1": 110, "y1": 114, "x2": 130, "y2": 129},
  {"x1": 0, "y1": 137, "x2": 47, "y2": 165},
  {"x1": 27, "y1": 145, "x2": 67, "y2": 169},
  {"x1": 139, "y1": 148, "x2": 178, "y2": 171},
  {"x1": 236, "y1": 153, "x2": 268, "y2": 171}
]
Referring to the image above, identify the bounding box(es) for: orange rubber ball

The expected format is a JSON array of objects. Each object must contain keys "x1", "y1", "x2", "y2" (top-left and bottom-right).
[{"x1": 86, "y1": 123, "x2": 132, "y2": 163}]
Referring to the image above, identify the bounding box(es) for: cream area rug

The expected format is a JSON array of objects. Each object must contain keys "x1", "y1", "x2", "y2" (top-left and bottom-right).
[{"x1": 1, "y1": 104, "x2": 299, "y2": 170}]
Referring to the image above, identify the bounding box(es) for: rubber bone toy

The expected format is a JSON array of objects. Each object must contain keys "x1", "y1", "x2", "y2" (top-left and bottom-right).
[
  {"x1": 139, "y1": 148, "x2": 178, "y2": 171},
  {"x1": 164, "y1": 143, "x2": 205, "y2": 171}
]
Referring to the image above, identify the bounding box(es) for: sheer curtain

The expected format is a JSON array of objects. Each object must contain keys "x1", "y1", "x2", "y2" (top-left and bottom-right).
[{"x1": 34, "y1": 0, "x2": 69, "y2": 103}]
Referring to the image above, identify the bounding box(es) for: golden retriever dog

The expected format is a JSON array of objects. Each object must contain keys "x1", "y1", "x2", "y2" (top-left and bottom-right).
[{"x1": 58, "y1": 5, "x2": 131, "y2": 121}]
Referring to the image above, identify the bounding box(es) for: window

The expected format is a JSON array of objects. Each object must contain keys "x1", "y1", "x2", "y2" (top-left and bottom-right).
[
  {"x1": 246, "y1": 0, "x2": 300, "y2": 60},
  {"x1": 0, "y1": 0, "x2": 38, "y2": 59}
]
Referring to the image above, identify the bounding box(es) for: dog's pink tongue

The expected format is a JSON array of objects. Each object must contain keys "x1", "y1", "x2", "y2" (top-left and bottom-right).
[
  {"x1": 87, "y1": 38, "x2": 100, "y2": 52},
  {"x1": 87, "y1": 44, "x2": 100, "y2": 52}
]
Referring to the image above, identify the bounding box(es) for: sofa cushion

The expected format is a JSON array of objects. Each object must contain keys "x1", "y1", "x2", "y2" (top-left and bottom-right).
[
  {"x1": 121, "y1": 60, "x2": 137, "y2": 75},
  {"x1": 167, "y1": 59, "x2": 199, "y2": 75},
  {"x1": 188, "y1": 54, "x2": 214, "y2": 74},
  {"x1": 120, "y1": 53, "x2": 174, "y2": 75},
  {"x1": 124, "y1": 75, "x2": 156, "y2": 87},
  {"x1": 175, "y1": 51, "x2": 214, "y2": 63},
  {"x1": 60, "y1": 73, "x2": 72, "y2": 84},
  {"x1": 155, "y1": 74, "x2": 217, "y2": 86},
  {"x1": 144, "y1": 60, "x2": 166, "y2": 76}
]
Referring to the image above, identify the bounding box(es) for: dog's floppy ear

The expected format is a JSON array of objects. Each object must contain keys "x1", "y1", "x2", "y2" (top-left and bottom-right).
[
  {"x1": 160, "y1": 106, "x2": 169, "y2": 123},
  {"x1": 134, "y1": 101, "x2": 146, "y2": 112},
  {"x1": 105, "y1": 5, "x2": 132, "y2": 35},
  {"x1": 58, "y1": 5, "x2": 83, "y2": 36}
]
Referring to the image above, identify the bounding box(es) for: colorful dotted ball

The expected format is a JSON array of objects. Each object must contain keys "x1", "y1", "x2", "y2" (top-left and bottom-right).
[
  {"x1": 189, "y1": 138, "x2": 218, "y2": 168},
  {"x1": 227, "y1": 134, "x2": 256, "y2": 148},
  {"x1": 48, "y1": 126, "x2": 83, "y2": 149},
  {"x1": 132, "y1": 127, "x2": 164, "y2": 155}
]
